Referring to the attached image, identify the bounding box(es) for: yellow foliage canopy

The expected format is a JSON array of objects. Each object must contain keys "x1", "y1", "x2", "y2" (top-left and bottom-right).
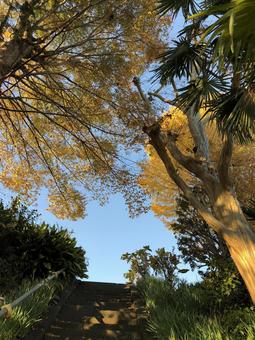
[
  {"x1": 0, "y1": 0, "x2": 170, "y2": 219},
  {"x1": 139, "y1": 107, "x2": 255, "y2": 228}
]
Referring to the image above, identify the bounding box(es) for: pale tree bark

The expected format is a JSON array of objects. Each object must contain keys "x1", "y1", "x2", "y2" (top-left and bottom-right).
[
  {"x1": 148, "y1": 85, "x2": 210, "y2": 161},
  {"x1": 210, "y1": 135, "x2": 255, "y2": 303},
  {"x1": 187, "y1": 68, "x2": 210, "y2": 162},
  {"x1": 186, "y1": 103, "x2": 210, "y2": 161},
  {"x1": 213, "y1": 189, "x2": 255, "y2": 303},
  {"x1": 135, "y1": 78, "x2": 255, "y2": 304}
]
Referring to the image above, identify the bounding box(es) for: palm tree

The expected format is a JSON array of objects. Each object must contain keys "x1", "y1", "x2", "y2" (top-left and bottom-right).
[
  {"x1": 133, "y1": 0, "x2": 255, "y2": 303},
  {"x1": 156, "y1": 0, "x2": 255, "y2": 142},
  {"x1": 195, "y1": 0, "x2": 255, "y2": 61}
]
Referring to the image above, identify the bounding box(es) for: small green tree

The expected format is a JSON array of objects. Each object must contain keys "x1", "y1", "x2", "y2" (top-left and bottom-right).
[
  {"x1": 121, "y1": 246, "x2": 181, "y2": 286},
  {"x1": 121, "y1": 246, "x2": 151, "y2": 283}
]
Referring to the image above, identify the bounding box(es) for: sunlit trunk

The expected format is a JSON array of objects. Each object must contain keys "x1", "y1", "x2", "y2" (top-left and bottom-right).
[
  {"x1": 225, "y1": 227, "x2": 255, "y2": 304},
  {"x1": 212, "y1": 190, "x2": 255, "y2": 304}
]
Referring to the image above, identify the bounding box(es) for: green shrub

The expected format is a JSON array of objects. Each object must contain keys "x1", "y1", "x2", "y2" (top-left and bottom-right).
[
  {"x1": 121, "y1": 246, "x2": 181, "y2": 286},
  {"x1": 199, "y1": 260, "x2": 251, "y2": 309},
  {"x1": 137, "y1": 277, "x2": 255, "y2": 340},
  {"x1": 0, "y1": 199, "x2": 88, "y2": 293},
  {"x1": 0, "y1": 279, "x2": 56, "y2": 340}
]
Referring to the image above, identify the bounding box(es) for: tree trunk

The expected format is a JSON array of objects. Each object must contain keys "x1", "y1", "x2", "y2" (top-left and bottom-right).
[
  {"x1": 225, "y1": 226, "x2": 255, "y2": 304},
  {"x1": 135, "y1": 77, "x2": 255, "y2": 304},
  {"x1": 0, "y1": 39, "x2": 33, "y2": 80},
  {"x1": 212, "y1": 189, "x2": 255, "y2": 304}
]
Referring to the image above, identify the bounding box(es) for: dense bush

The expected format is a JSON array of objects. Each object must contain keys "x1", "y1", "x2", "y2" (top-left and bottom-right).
[
  {"x1": 200, "y1": 260, "x2": 251, "y2": 309},
  {"x1": 137, "y1": 277, "x2": 255, "y2": 340},
  {"x1": 0, "y1": 199, "x2": 88, "y2": 293}
]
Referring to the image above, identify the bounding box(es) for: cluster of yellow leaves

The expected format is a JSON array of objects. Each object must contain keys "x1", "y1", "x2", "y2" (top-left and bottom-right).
[
  {"x1": 139, "y1": 108, "x2": 192, "y2": 224},
  {"x1": 48, "y1": 185, "x2": 86, "y2": 220},
  {"x1": 139, "y1": 107, "x2": 255, "y2": 228}
]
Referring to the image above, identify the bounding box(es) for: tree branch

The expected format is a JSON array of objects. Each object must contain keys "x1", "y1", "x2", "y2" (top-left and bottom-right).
[
  {"x1": 148, "y1": 92, "x2": 174, "y2": 105},
  {"x1": 147, "y1": 84, "x2": 210, "y2": 162},
  {"x1": 132, "y1": 76, "x2": 158, "y2": 124},
  {"x1": 185, "y1": 103, "x2": 210, "y2": 161},
  {"x1": 143, "y1": 123, "x2": 223, "y2": 233},
  {"x1": 166, "y1": 131, "x2": 216, "y2": 185},
  {"x1": 133, "y1": 77, "x2": 151, "y2": 109}
]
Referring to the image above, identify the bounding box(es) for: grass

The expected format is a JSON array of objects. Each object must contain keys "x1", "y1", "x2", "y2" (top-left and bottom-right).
[
  {"x1": 0, "y1": 279, "x2": 57, "y2": 340},
  {"x1": 137, "y1": 277, "x2": 255, "y2": 340}
]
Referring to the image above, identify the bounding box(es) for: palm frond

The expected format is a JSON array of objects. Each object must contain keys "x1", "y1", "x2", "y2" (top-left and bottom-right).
[
  {"x1": 178, "y1": 21, "x2": 204, "y2": 38},
  {"x1": 177, "y1": 74, "x2": 228, "y2": 112},
  {"x1": 210, "y1": 88, "x2": 255, "y2": 143},
  {"x1": 192, "y1": 0, "x2": 255, "y2": 63},
  {"x1": 154, "y1": 38, "x2": 206, "y2": 83},
  {"x1": 157, "y1": 0, "x2": 198, "y2": 18},
  {"x1": 200, "y1": 0, "x2": 231, "y2": 11}
]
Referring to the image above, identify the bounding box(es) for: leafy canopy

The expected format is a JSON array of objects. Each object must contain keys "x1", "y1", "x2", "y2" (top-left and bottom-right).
[
  {"x1": 139, "y1": 107, "x2": 255, "y2": 220},
  {"x1": 0, "y1": 0, "x2": 169, "y2": 219}
]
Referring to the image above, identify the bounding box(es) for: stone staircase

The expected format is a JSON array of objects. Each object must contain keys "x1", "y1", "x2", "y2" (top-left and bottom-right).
[{"x1": 43, "y1": 281, "x2": 141, "y2": 340}]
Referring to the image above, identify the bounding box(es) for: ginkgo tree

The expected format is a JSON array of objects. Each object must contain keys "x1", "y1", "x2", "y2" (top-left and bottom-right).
[{"x1": 0, "y1": 0, "x2": 169, "y2": 219}]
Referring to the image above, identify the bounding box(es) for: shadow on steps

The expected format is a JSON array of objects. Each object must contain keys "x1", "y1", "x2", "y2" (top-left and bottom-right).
[{"x1": 43, "y1": 281, "x2": 142, "y2": 340}]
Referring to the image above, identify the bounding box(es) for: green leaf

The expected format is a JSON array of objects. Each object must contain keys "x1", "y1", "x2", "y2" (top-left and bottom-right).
[{"x1": 211, "y1": 88, "x2": 255, "y2": 143}]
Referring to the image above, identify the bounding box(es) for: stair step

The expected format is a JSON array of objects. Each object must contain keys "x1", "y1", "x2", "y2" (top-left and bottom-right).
[
  {"x1": 66, "y1": 296, "x2": 132, "y2": 305},
  {"x1": 45, "y1": 321, "x2": 139, "y2": 339},
  {"x1": 40, "y1": 281, "x2": 141, "y2": 339},
  {"x1": 76, "y1": 282, "x2": 129, "y2": 294},
  {"x1": 58, "y1": 304, "x2": 136, "y2": 323}
]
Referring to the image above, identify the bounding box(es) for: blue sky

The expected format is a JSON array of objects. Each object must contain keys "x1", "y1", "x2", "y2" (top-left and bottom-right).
[
  {"x1": 38, "y1": 192, "x2": 180, "y2": 283},
  {"x1": 2, "y1": 184, "x2": 199, "y2": 283}
]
